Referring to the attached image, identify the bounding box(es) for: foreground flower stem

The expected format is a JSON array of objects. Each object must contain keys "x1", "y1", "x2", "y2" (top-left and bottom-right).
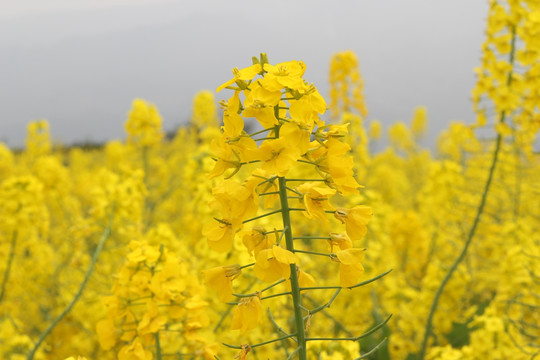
[
  {"x1": 27, "y1": 211, "x2": 114, "y2": 360},
  {"x1": 278, "y1": 176, "x2": 307, "y2": 360},
  {"x1": 418, "y1": 28, "x2": 517, "y2": 360}
]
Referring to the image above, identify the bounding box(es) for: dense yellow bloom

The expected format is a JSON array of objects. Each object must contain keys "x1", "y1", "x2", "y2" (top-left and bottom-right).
[
  {"x1": 369, "y1": 120, "x2": 382, "y2": 140},
  {"x1": 3, "y1": 25, "x2": 536, "y2": 359},
  {"x1": 125, "y1": 98, "x2": 163, "y2": 147},
  {"x1": 26, "y1": 120, "x2": 51, "y2": 157},
  {"x1": 0, "y1": 175, "x2": 49, "y2": 234},
  {"x1": 388, "y1": 122, "x2": 415, "y2": 153},
  {"x1": 411, "y1": 106, "x2": 428, "y2": 139},
  {"x1": 0, "y1": 142, "x2": 14, "y2": 179},
  {"x1": 96, "y1": 318, "x2": 118, "y2": 350},
  {"x1": 329, "y1": 50, "x2": 368, "y2": 118},
  {"x1": 149, "y1": 259, "x2": 187, "y2": 301},
  {"x1": 118, "y1": 337, "x2": 153, "y2": 360},
  {"x1": 191, "y1": 90, "x2": 219, "y2": 128}
]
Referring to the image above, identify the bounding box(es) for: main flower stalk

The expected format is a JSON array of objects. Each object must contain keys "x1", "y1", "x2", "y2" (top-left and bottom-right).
[{"x1": 278, "y1": 176, "x2": 307, "y2": 360}]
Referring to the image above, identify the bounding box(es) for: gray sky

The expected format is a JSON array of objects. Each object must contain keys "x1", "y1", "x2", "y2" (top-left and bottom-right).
[{"x1": 0, "y1": 0, "x2": 488, "y2": 148}]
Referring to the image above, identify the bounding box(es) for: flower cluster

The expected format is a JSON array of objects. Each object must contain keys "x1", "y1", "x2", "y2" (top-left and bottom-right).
[
  {"x1": 97, "y1": 240, "x2": 217, "y2": 359},
  {"x1": 203, "y1": 54, "x2": 384, "y2": 359},
  {"x1": 329, "y1": 50, "x2": 368, "y2": 119}
]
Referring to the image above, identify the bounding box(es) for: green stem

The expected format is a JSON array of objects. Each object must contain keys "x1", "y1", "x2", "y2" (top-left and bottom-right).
[
  {"x1": 155, "y1": 333, "x2": 162, "y2": 360},
  {"x1": 304, "y1": 294, "x2": 354, "y2": 337},
  {"x1": 242, "y1": 209, "x2": 281, "y2": 224},
  {"x1": 355, "y1": 337, "x2": 388, "y2": 360},
  {"x1": 285, "y1": 178, "x2": 326, "y2": 182},
  {"x1": 223, "y1": 333, "x2": 296, "y2": 349},
  {"x1": 248, "y1": 127, "x2": 275, "y2": 137},
  {"x1": 418, "y1": 27, "x2": 517, "y2": 360},
  {"x1": 268, "y1": 308, "x2": 294, "y2": 339},
  {"x1": 268, "y1": 308, "x2": 293, "y2": 359},
  {"x1": 300, "y1": 269, "x2": 392, "y2": 291},
  {"x1": 233, "y1": 278, "x2": 285, "y2": 297},
  {"x1": 260, "y1": 291, "x2": 292, "y2": 301},
  {"x1": 0, "y1": 230, "x2": 17, "y2": 304},
  {"x1": 293, "y1": 236, "x2": 332, "y2": 240},
  {"x1": 27, "y1": 211, "x2": 114, "y2": 360},
  {"x1": 278, "y1": 176, "x2": 307, "y2": 360},
  {"x1": 306, "y1": 314, "x2": 392, "y2": 342},
  {"x1": 307, "y1": 289, "x2": 341, "y2": 315},
  {"x1": 259, "y1": 191, "x2": 280, "y2": 196},
  {"x1": 293, "y1": 249, "x2": 335, "y2": 259},
  {"x1": 239, "y1": 262, "x2": 256, "y2": 270},
  {"x1": 143, "y1": 146, "x2": 149, "y2": 187},
  {"x1": 242, "y1": 209, "x2": 282, "y2": 224}
]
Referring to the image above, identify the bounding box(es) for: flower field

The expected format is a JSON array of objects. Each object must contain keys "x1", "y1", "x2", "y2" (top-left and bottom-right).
[{"x1": 0, "y1": 1, "x2": 539, "y2": 359}]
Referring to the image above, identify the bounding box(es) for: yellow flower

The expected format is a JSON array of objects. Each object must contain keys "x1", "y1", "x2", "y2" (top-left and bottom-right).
[
  {"x1": 297, "y1": 182, "x2": 336, "y2": 222},
  {"x1": 149, "y1": 259, "x2": 187, "y2": 301},
  {"x1": 212, "y1": 179, "x2": 259, "y2": 225},
  {"x1": 324, "y1": 138, "x2": 359, "y2": 195},
  {"x1": 231, "y1": 295, "x2": 263, "y2": 332},
  {"x1": 254, "y1": 245, "x2": 298, "y2": 282},
  {"x1": 118, "y1": 337, "x2": 153, "y2": 360},
  {"x1": 334, "y1": 206, "x2": 372, "y2": 240},
  {"x1": 242, "y1": 227, "x2": 271, "y2": 257},
  {"x1": 96, "y1": 318, "x2": 118, "y2": 350},
  {"x1": 202, "y1": 265, "x2": 242, "y2": 302},
  {"x1": 243, "y1": 81, "x2": 281, "y2": 128},
  {"x1": 297, "y1": 268, "x2": 316, "y2": 288},
  {"x1": 290, "y1": 97, "x2": 321, "y2": 131},
  {"x1": 203, "y1": 218, "x2": 238, "y2": 252},
  {"x1": 261, "y1": 60, "x2": 307, "y2": 91},
  {"x1": 217, "y1": 63, "x2": 263, "y2": 92},
  {"x1": 335, "y1": 248, "x2": 365, "y2": 287},
  {"x1": 258, "y1": 138, "x2": 301, "y2": 177},
  {"x1": 137, "y1": 301, "x2": 167, "y2": 335},
  {"x1": 328, "y1": 232, "x2": 353, "y2": 252}
]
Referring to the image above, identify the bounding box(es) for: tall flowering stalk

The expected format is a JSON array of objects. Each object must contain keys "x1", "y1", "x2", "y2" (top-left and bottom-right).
[
  {"x1": 204, "y1": 54, "x2": 390, "y2": 359},
  {"x1": 420, "y1": 0, "x2": 540, "y2": 358}
]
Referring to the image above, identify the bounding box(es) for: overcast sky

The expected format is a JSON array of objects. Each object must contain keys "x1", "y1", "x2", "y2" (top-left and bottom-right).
[{"x1": 0, "y1": 0, "x2": 488, "y2": 148}]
